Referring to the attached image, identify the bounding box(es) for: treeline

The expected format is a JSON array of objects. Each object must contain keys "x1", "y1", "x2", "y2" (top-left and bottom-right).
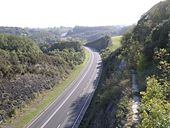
[
  {"x1": 66, "y1": 25, "x2": 132, "y2": 42},
  {"x1": 121, "y1": 0, "x2": 170, "y2": 127},
  {"x1": 0, "y1": 26, "x2": 132, "y2": 45},
  {"x1": 0, "y1": 26, "x2": 71, "y2": 44},
  {"x1": 85, "y1": 35, "x2": 112, "y2": 51},
  {"x1": 0, "y1": 34, "x2": 85, "y2": 121}
]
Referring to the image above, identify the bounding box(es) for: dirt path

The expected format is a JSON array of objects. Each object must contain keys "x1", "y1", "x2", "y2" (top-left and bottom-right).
[{"x1": 131, "y1": 70, "x2": 140, "y2": 125}]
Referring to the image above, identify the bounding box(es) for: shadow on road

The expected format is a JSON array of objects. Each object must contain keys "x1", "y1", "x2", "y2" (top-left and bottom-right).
[{"x1": 64, "y1": 71, "x2": 101, "y2": 128}]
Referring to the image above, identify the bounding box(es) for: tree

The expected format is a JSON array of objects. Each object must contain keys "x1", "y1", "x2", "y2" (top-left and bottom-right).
[{"x1": 140, "y1": 76, "x2": 170, "y2": 128}]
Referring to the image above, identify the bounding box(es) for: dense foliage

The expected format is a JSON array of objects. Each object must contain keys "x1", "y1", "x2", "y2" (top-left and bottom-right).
[
  {"x1": 80, "y1": 35, "x2": 131, "y2": 128},
  {"x1": 121, "y1": 0, "x2": 170, "y2": 127},
  {"x1": 66, "y1": 26, "x2": 131, "y2": 42},
  {"x1": 85, "y1": 35, "x2": 112, "y2": 51},
  {"x1": 140, "y1": 76, "x2": 170, "y2": 128},
  {"x1": 81, "y1": 1, "x2": 170, "y2": 127},
  {"x1": 0, "y1": 26, "x2": 132, "y2": 44},
  {"x1": 0, "y1": 34, "x2": 85, "y2": 121},
  {"x1": 0, "y1": 26, "x2": 71, "y2": 44},
  {"x1": 0, "y1": 34, "x2": 42, "y2": 78},
  {"x1": 101, "y1": 36, "x2": 122, "y2": 59},
  {"x1": 48, "y1": 40, "x2": 82, "y2": 52},
  {"x1": 80, "y1": 48, "x2": 131, "y2": 128}
]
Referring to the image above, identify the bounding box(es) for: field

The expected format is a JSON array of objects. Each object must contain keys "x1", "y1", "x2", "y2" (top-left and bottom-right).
[{"x1": 111, "y1": 36, "x2": 122, "y2": 51}]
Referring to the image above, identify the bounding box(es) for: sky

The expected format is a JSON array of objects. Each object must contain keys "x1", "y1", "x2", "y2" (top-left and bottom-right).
[{"x1": 0, "y1": 0, "x2": 163, "y2": 28}]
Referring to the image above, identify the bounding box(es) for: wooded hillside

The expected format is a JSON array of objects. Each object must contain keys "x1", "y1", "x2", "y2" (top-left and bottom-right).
[
  {"x1": 80, "y1": 0, "x2": 170, "y2": 127},
  {"x1": 0, "y1": 34, "x2": 85, "y2": 121},
  {"x1": 120, "y1": 0, "x2": 170, "y2": 127}
]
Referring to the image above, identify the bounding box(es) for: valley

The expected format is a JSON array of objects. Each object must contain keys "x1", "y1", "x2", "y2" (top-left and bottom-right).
[{"x1": 0, "y1": 0, "x2": 170, "y2": 128}]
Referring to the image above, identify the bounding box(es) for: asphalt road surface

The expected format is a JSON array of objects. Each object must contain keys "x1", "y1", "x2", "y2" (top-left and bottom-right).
[{"x1": 25, "y1": 47, "x2": 102, "y2": 128}]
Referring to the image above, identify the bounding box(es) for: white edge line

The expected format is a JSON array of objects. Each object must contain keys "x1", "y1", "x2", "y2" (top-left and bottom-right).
[
  {"x1": 39, "y1": 48, "x2": 94, "y2": 128},
  {"x1": 26, "y1": 78, "x2": 77, "y2": 128},
  {"x1": 72, "y1": 53, "x2": 102, "y2": 128},
  {"x1": 26, "y1": 47, "x2": 91, "y2": 128},
  {"x1": 72, "y1": 90, "x2": 91, "y2": 128},
  {"x1": 57, "y1": 124, "x2": 61, "y2": 128}
]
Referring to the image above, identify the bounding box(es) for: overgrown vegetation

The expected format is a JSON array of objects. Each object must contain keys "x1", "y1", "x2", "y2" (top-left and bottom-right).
[
  {"x1": 120, "y1": 0, "x2": 170, "y2": 127},
  {"x1": 101, "y1": 36, "x2": 122, "y2": 59},
  {"x1": 0, "y1": 26, "x2": 71, "y2": 44},
  {"x1": 66, "y1": 25, "x2": 132, "y2": 42},
  {"x1": 0, "y1": 26, "x2": 133, "y2": 44},
  {"x1": 80, "y1": 35, "x2": 131, "y2": 128},
  {"x1": 85, "y1": 35, "x2": 112, "y2": 51},
  {"x1": 81, "y1": 1, "x2": 170, "y2": 127},
  {"x1": 0, "y1": 34, "x2": 85, "y2": 122},
  {"x1": 1, "y1": 49, "x2": 90, "y2": 128},
  {"x1": 1, "y1": 1, "x2": 169, "y2": 127}
]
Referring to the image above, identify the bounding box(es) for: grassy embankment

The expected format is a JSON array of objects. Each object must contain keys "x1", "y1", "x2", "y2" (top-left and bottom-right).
[
  {"x1": 1, "y1": 49, "x2": 90, "y2": 128},
  {"x1": 101, "y1": 36, "x2": 122, "y2": 59},
  {"x1": 111, "y1": 36, "x2": 122, "y2": 50}
]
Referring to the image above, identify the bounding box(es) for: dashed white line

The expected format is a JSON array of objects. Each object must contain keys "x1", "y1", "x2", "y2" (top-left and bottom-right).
[
  {"x1": 72, "y1": 55, "x2": 100, "y2": 128},
  {"x1": 39, "y1": 49, "x2": 94, "y2": 128},
  {"x1": 57, "y1": 124, "x2": 61, "y2": 128}
]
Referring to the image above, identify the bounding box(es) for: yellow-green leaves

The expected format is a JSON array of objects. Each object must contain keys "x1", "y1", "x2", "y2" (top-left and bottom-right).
[{"x1": 140, "y1": 76, "x2": 170, "y2": 128}]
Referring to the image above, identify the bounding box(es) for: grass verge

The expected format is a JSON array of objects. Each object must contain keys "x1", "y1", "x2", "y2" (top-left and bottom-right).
[
  {"x1": 111, "y1": 36, "x2": 122, "y2": 51},
  {"x1": 1, "y1": 48, "x2": 90, "y2": 128},
  {"x1": 101, "y1": 36, "x2": 122, "y2": 59}
]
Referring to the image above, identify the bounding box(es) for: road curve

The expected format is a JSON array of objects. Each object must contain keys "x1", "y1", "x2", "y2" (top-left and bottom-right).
[{"x1": 25, "y1": 47, "x2": 102, "y2": 128}]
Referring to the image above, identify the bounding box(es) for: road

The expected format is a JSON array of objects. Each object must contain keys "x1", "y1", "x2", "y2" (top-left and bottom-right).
[{"x1": 25, "y1": 47, "x2": 102, "y2": 128}]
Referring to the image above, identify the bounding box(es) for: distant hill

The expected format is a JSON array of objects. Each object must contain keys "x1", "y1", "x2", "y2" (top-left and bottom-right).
[
  {"x1": 0, "y1": 25, "x2": 132, "y2": 44},
  {"x1": 66, "y1": 25, "x2": 131, "y2": 42},
  {"x1": 0, "y1": 26, "x2": 71, "y2": 44}
]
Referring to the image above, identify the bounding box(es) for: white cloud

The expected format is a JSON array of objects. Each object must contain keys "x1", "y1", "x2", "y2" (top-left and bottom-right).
[{"x1": 0, "y1": 0, "x2": 163, "y2": 27}]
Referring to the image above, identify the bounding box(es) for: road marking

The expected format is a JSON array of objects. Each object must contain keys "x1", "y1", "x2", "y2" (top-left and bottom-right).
[
  {"x1": 25, "y1": 74, "x2": 80, "y2": 128},
  {"x1": 72, "y1": 56, "x2": 102, "y2": 128},
  {"x1": 79, "y1": 93, "x2": 83, "y2": 97},
  {"x1": 26, "y1": 77, "x2": 80, "y2": 128},
  {"x1": 39, "y1": 49, "x2": 94, "y2": 128},
  {"x1": 25, "y1": 47, "x2": 92, "y2": 128},
  {"x1": 72, "y1": 92, "x2": 91, "y2": 128},
  {"x1": 67, "y1": 111, "x2": 70, "y2": 115},
  {"x1": 57, "y1": 124, "x2": 61, "y2": 128},
  {"x1": 79, "y1": 87, "x2": 86, "y2": 97}
]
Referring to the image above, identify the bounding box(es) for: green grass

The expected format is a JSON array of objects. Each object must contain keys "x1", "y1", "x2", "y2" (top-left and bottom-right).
[
  {"x1": 1, "y1": 49, "x2": 90, "y2": 128},
  {"x1": 101, "y1": 36, "x2": 122, "y2": 59},
  {"x1": 110, "y1": 36, "x2": 122, "y2": 51}
]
